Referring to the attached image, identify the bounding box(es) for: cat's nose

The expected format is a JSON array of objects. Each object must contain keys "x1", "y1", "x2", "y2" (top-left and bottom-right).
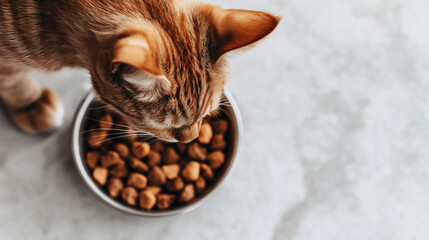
[{"x1": 171, "y1": 120, "x2": 201, "y2": 143}]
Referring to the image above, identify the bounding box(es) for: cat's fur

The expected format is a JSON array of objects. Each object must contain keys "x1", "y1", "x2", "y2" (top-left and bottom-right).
[{"x1": 0, "y1": 0, "x2": 279, "y2": 142}]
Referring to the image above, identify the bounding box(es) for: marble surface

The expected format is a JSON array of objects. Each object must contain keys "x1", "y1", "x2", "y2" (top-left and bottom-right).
[{"x1": 1, "y1": 0, "x2": 429, "y2": 239}]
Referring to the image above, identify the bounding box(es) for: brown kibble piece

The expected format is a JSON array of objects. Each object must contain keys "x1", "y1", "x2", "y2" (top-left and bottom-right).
[
  {"x1": 163, "y1": 147, "x2": 180, "y2": 163},
  {"x1": 139, "y1": 190, "x2": 157, "y2": 210},
  {"x1": 109, "y1": 162, "x2": 128, "y2": 178},
  {"x1": 198, "y1": 122, "x2": 213, "y2": 144},
  {"x1": 195, "y1": 177, "x2": 206, "y2": 193},
  {"x1": 86, "y1": 109, "x2": 231, "y2": 209},
  {"x1": 91, "y1": 109, "x2": 104, "y2": 119},
  {"x1": 93, "y1": 167, "x2": 108, "y2": 185},
  {"x1": 148, "y1": 166, "x2": 167, "y2": 186},
  {"x1": 108, "y1": 178, "x2": 124, "y2": 197},
  {"x1": 132, "y1": 142, "x2": 151, "y2": 158},
  {"x1": 157, "y1": 194, "x2": 176, "y2": 209},
  {"x1": 127, "y1": 173, "x2": 148, "y2": 189},
  {"x1": 99, "y1": 114, "x2": 113, "y2": 129},
  {"x1": 209, "y1": 134, "x2": 226, "y2": 151},
  {"x1": 130, "y1": 157, "x2": 149, "y2": 172},
  {"x1": 200, "y1": 163, "x2": 214, "y2": 180},
  {"x1": 86, "y1": 152, "x2": 101, "y2": 169},
  {"x1": 125, "y1": 128, "x2": 138, "y2": 142},
  {"x1": 207, "y1": 151, "x2": 225, "y2": 169},
  {"x1": 165, "y1": 177, "x2": 185, "y2": 192},
  {"x1": 101, "y1": 151, "x2": 122, "y2": 168},
  {"x1": 114, "y1": 143, "x2": 129, "y2": 158},
  {"x1": 147, "y1": 151, "x2": 161, "y2": 166},
  {"x1": 162, "y1": 164, "x2": 180, "y2": 180},
  {"x1": 187, "y1": 142, "x2": 207, "y2": 161},
  {"x1": 87, "y1": 130, "x2": 108, "y2": 148},
  {"x1": 212, "y1": 120, "x2": 228, "y2": 134},
  {"x1": 179, "y1": 184, "x2": 195, "y2": 203},
  {"x1": 145, "y1": 186, "x2": 162, "y2": 195},
  {"x1": 121, "y1": 187, "x2": 138, "y2": 206},
  {"x1": 176, "y1": 143, "x2": 187, "y2": 154},
  {"x1": 181, "y1": 161, "x2": 200, "y2": 182},
  {"x1": 152, "y1": 141, "x2": 165, "y2": 152}
]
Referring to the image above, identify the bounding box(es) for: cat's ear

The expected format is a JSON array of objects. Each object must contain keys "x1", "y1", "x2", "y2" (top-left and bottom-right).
[
  {"x1": 111, "y1": 34, "x2": 162, "y2": 76},
  {"x1": 209, "y1": 8, "x2": 280, "y2": 59},
  {"x1": 110, "y1": 33, "x2": 170, "y2": 98}
]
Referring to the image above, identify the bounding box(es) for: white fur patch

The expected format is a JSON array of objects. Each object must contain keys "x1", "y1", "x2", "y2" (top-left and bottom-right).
[{"x1": 123, "y1": 70, "x2": 170, "y2": 102}]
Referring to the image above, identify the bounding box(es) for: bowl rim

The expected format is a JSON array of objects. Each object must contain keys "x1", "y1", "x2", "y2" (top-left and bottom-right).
[{"x1": 71, "y1": 89, "x2": 242, "y2": 217}]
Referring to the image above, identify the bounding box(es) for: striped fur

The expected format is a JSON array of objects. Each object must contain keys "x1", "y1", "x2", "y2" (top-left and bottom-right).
[{"x1": 0, "y1": 0, "x2": 279, "y2": 141}]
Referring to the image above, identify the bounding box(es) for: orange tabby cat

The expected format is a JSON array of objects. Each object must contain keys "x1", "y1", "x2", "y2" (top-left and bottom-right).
[{"x1": 0, "y1": 0, "x2": 279, "y2": 142}]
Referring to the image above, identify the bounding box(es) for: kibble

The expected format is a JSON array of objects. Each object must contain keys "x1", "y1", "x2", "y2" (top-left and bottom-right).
[
  {"x1": 127, "y1": 173, "x2": 148, "y2": 189},
  {"x1": 179, "y1": 184, "x2": 195, "y2": 202},
  {"x1": 145, "y1": 186, "x2": 162, "y2": 195},
  {"x1": 187, "y1": 142, "x2": 207, "y2": 161},
  {"x1": 162, "y1": 164, "x2": 180, "y2": 180},
  {"x1": 157, "y1": 194, "x2": 176, "y2": 209},
  {"x1": 209, "y1": 134, "x2": 226, "y2": 151},
  {"x1": 132, "y1": 142, "x2": 150, "y2": 158},
  {"x1": 121, "y1": 187, "x2": 138, "y2": 206},
  {"x1": 147, "y1": 151, "x2": 161, "y2": 166},
  {"x1": 148, "y1": 166, "x2": 167, "y2": 186},
  {"x1": 99, "y1": 113, "x2": 113, "y2": 129},
  {"x1": 100, "y1": 151, "x2": 122, "y2": 168},
  {"x1": 212, "y1": 120, "x2": 228, "y2": 134},
  {"x1": 182, "y1": 161, "x2": 200, "y2": 182},
  {"x1": 163, "y1": 147, "x2": 180, "y2": 163},
  {"x1": 109, "y1": 163, "x2": 129, "y2": 178},
  {"x1": 84, "y1": 106, "x2": 230, "y2": 210},
  {"x1": 200, "y1": 163, "x2": 214, "y2": 180},
  {"x1": 139, "y1": 190, "x2": 157, "y2": 210},
  {"x1": 130, "y1": 157, "x2": 149, "y2": 172},
  {"x1": 93, "y1": 167, "x2": 108, "y2": 185},
  {"x1": 152, "y1": 142, "x2": 165, "y2": 152},
  {"x1": 165, "y1": 177, "x2": 185, "y2": 192},
  {"x1": 198, "y1": 122, "x2": 213, "y2": 144},
  {"x1": 108, "y1": 178, "x2": 124, "y2": 197},
  {"x1": 176, "y1": 143, "x2": 187, "y2": 154},
  {"x1": 114, "y1": 143, "x2": 129, "y2": 158},
  {"x1": 86, "y1": 152, "x2": 100, "y2": 169},
  {"x1": 207, "y1": 151, "x2": 225, "y2": 169},
  {"x1": 87, "y1": 130, "x2": 107, "y2": 148},
  {"x1": 195, "y1": 177, "x2": 206, "y2": 193}
]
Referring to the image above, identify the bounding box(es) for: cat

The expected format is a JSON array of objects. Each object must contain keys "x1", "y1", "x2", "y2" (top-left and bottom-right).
[{"x1": 0, "y1": 0, "x2": 279, "y2": 143}]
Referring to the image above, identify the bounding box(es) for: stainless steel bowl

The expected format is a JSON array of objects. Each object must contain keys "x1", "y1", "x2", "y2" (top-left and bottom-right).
[{"x1": 71, "y1": 89, "x2": 242, "y2": 217}]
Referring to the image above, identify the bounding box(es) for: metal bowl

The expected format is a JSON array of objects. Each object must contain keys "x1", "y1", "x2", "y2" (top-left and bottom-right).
[{"x1": 71, "y1": 89, "x2": 242, "y2": 217}]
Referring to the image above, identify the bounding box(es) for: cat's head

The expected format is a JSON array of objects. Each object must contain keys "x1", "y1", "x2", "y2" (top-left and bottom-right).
[{"x1": 90, "y1": 3, "x2": 279, "y2": 143}]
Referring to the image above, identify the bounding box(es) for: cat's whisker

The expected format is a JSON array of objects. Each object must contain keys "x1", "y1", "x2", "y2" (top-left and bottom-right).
[
  {"x1": 80, "y1": 128, "x2": 142, "y2": 134},
  {"x1": 131, "y1": 138, "x2": 151, "y2": 155},
  {"x1": 87, "y1": 105, "x2": 107, "y2": 110},
  {"x1": 219, "y1": 108, "x2": 232, "y2": 119},
  {"x1": 98, "y1": 132, "x2": 153, "y2": 138},
  {"x1": 146, "y1": 137, "x2": 161, "y2": 145},
  {"x1": 86, "y1": 132, "x2": 151, "y2": 140},
  {"x1": 85, "y1": 117, "x2": 131, "y2": 129},
  {"x1": 219, "y1": 102, "x2": 232, "y2": 107},
  {"x1": 91, "y1": 133, "x2": 155, "y2": 145}
]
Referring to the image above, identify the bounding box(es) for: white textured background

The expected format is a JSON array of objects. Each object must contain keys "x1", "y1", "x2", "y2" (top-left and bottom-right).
[{"x1": 1, "y1": 0, "x2": 429, "y2": 239}]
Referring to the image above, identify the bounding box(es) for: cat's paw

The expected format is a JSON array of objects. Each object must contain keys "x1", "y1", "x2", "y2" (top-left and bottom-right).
[{"x1": 8, "y1": 88, "x2": 64, "y2": 133}]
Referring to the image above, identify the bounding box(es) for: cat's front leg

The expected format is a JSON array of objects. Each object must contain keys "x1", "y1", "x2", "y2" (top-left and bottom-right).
[{"x1": 0, "y1": 71, "x2": 63, "y2": 133}]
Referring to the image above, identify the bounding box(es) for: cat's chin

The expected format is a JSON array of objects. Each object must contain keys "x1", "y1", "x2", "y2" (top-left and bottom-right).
[{"x1": 157, "y1": 138, "x2": 179, "y2": 143}]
